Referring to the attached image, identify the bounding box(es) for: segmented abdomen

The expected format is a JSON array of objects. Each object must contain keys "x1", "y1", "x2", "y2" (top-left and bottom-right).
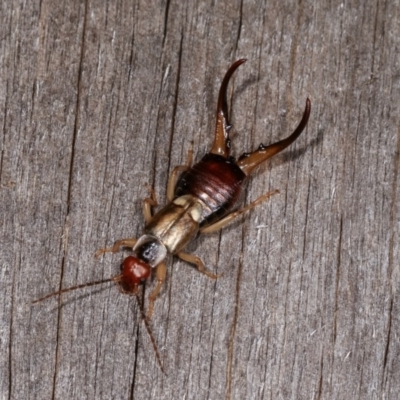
[{"x1": 175, "y1": 153, "x2": 247, "y2": 226}]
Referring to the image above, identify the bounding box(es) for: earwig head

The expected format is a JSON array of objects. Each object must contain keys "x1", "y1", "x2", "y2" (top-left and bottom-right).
[{"x1": 120, "y1": 256, "x2": 151, "y2": 292}]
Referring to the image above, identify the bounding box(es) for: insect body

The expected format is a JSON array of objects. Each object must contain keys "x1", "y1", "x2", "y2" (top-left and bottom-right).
[
  {"x1": 35, "y1": 59, "x2": 310, "y2": 317},
  {"x1": 98, "y1": 59, "x2": 310, "y2": 317}
]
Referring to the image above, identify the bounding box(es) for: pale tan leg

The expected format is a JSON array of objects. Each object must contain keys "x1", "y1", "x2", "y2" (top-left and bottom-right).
[
  {"x1": 167, "y1": 147, "x2": 193, "y2": 201},
  {"x1": 95, "y1": 238, "x2": 138, "y2": 257},
  {"x1": 177, "y1": 251, "x2": 220, "y2": 279},
  {"x1": 147, "y1": 262, "x2": 167, "y2": 318},
  {"x1": 200, "y1": 189, "x2": 279, "y2": 234},
  {"x1": 142, "y1": 185, "x2": 158, "y2": 223}
]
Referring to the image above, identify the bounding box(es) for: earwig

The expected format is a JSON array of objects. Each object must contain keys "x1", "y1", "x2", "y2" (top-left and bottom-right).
[{"x1": 33, "y1": 59, "x2": 311, "y2": 373}]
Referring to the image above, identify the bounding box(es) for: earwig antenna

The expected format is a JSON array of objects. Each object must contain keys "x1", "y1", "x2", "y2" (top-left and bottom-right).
[
  {"x1": 32, "y1": 275, "x2": 122, "y2": 304},
  {"x1": 32, "y1": 274, "x2": 166, "y2": 373},
  {"x1": 134, "y1": 292, "x2": 166, "y2": 375}
]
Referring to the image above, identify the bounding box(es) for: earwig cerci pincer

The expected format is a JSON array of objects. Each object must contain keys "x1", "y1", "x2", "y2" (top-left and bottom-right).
[{"x1": 34, "y1": 59, "x2": 311, "y2": 371}]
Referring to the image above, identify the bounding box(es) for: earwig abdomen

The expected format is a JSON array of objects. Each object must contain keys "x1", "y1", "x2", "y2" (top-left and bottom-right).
[{"x1": 175, "y1": 153, "x2": 247, "y2": 226}]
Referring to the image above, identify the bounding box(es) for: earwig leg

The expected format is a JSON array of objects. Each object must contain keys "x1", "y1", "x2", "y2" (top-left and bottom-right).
[
  {"x1": 147, "y1": 262, "x2": 167, "y2": 319},
  {"x1": 200, "y1": 189, "x2": 279, "y2": 234},
  {"x1": 95, "y1": 238, "x2": 138, "y2": 257},
  {"x1": 237, "y1": 99, "x2": 311, "y2": 175},
  {"x1": 177, "y1": 251, "x2": 220, "y2": 279},
  {"x1": 143, "y1": 185, "x2": 158, "y2": 223},
  {"x1": 167, "y1": 147, "x2": 194, "y2": 201}
]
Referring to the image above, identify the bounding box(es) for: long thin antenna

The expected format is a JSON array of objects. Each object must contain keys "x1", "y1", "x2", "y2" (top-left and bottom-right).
[
  {"x1": 32, "y1": 276, "x2": 121, "y2": 304},
  {"x1": 32, "y1": 275, "x2": 166, "y2": 373},
  {"x1": 134, "y1": 292, "x2": 166, "y2": 375}
]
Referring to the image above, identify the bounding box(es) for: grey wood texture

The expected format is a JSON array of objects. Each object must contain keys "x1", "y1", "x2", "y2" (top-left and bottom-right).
[{"x1": 1, "y1": 0, "x2": 399, "y2": 399}]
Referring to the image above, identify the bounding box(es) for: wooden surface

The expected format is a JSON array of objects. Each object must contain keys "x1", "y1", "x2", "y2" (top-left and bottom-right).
[{"x1": 1, "y1": 0, "x2": 399, "y2": 399}]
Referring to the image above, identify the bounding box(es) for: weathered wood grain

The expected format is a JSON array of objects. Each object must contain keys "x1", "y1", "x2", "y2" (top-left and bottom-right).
[{"x1": 1, "y1": 0, "x2": 399, "y2": 399}]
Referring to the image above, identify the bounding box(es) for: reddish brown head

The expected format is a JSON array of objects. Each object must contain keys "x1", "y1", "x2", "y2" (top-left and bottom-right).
[{"x1": 120, "y1": 256, "x2": 151, "y2": 293}]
